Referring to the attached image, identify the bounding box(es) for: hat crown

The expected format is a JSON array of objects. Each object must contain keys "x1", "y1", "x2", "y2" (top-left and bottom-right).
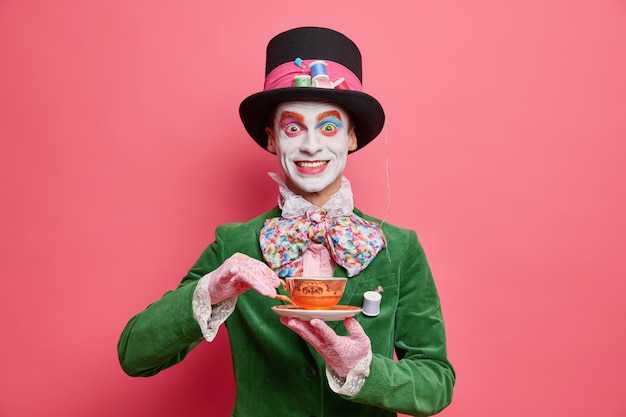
[
  {"x1": 264, "y1": 27, "x2": 363, "y2": 82},
  {"x1": 239, "y1": 27, "x2": 384, "y2": 153}
]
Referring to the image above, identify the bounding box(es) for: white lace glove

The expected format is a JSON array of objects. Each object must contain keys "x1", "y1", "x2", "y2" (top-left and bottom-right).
[
  {"x1": 208, "y1": 253, "x2": 280, "y2": 305},
  {"x1": 280, "y1": 317, "x2": 371, "y2": 378}
]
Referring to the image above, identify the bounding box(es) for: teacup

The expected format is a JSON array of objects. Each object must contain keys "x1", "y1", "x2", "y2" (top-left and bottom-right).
[{"x1": 276, "y1": 277, "x2": 347, "y2": 310}]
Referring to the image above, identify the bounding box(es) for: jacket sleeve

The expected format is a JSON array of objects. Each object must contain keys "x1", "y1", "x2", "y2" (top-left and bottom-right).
[
  {"x1": 347, "y1": 229, "x2": 456, "y2": 416},
  {"x1": 117, "y1": 241, "x2": 223, "y2": 377}
]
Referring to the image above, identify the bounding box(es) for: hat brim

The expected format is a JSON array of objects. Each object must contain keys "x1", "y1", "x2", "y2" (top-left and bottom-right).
[{"x1": 239, "y1": 88, "x2": 385, "y2": 153}]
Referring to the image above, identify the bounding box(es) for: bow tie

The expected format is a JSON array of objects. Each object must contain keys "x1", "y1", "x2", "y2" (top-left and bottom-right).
[{"x1": 260, "y1": 210, "x2": 386, "y2": 277}]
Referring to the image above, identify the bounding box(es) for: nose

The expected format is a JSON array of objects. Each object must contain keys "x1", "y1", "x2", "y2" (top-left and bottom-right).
[{"x1": 299, "y1": 131, "x2": 324, "y2": 154}]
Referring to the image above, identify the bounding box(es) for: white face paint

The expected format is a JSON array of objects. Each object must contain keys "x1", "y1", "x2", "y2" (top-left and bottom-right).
[{"x1": 266, "y1": 101, "x2": 357, "y2": 197}]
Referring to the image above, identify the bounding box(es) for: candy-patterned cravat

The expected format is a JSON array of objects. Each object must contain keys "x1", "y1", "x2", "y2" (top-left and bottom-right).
[{"x1": 260, "y1": 209, "x2": 386, "y2": 277}]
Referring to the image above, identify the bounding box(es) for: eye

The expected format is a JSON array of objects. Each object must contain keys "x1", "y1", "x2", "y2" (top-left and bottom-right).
[
  {"x1": 283, "y1": 123, "x2": 303, "y2": 137},
  {"x1": 319, "y1": 123, "x2": 338, "y2": 136}
]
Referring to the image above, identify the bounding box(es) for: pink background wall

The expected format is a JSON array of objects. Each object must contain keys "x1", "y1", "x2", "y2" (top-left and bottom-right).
[{"x1": 1, "y1": 1, "x2": 625, "y2": 416}]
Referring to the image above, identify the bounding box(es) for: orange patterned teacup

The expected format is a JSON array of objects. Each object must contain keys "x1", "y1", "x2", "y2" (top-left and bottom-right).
[{"x1": 276, "y1": 277, "x2": 348, "y2": 310}]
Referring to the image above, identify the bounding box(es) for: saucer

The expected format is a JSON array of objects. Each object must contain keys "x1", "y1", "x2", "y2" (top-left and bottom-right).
[{"x1": 271, "y1": 305, "x2": 362, "y2": 321}]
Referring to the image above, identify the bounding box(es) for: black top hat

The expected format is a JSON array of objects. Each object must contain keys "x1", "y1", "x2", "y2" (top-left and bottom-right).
[{"x1": 239, "y1": 27, "x2": 385, "y2": 153}]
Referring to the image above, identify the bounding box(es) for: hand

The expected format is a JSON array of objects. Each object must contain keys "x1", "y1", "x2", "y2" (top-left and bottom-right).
[
  {"x1": 280, "y1": 317, "x2": 371, "y2": 378},
  {"x1": 208, "y1": 253, "x2": 280, "y2": 304}
]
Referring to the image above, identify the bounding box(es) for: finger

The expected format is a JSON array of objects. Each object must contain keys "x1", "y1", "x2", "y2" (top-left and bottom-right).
[
  {"x1": 253, "y1": 277, "x2": 281, "y2": 297},
  {"x1": 281, "y1": 318, "x2": 324, "y2": 345},
  {"x1": 309, "y1": 318, "x2": 338, "y2": 342},
  {"x1": 282, "y1": 317, "x2": 311, "y2": 334},
  {"x1": 242, "y1": 259, "x2": 278, "y2": 280},
  {"x1": 217, "y1": 264, "x2": 239, "y2": 280},
  {"x1": 228, "y1": 253, "x2": 278, "y2": 285},
  {"x1": 344, "y1": 317, "x2": 366, "y2": 338},
  {"x1": 259, "y1": 267, "x2": 281, "y2": 288},
  {"x1": 237, "y1": 269, "x2": 279, "y2": 297}
]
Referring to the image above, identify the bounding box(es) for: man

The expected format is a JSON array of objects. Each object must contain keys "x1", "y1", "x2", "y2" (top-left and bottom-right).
[{"x1": 118, "y1": 27, "x2": 455, "y2": 417}]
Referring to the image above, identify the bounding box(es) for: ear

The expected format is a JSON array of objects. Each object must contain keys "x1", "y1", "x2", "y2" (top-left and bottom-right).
[
  {"x1": 348, "y1": 126, "x2": 357, "y2": 151},
  {"x1": 265, "y1": 127, "x2": 277, "y2": 154}
]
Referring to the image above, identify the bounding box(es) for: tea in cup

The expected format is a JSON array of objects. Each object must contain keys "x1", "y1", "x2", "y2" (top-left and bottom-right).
[{"x1": 276, "y1": 277, "x2": 347, "y2": 310}]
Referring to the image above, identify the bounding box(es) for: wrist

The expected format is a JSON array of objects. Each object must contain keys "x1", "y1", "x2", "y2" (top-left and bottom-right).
[
  {"x1": 207, "y1": 272, "x2": 230, "y2": 305},
  {"x1": 327, "y1": 349, "x2": 372, "y2": 395}
]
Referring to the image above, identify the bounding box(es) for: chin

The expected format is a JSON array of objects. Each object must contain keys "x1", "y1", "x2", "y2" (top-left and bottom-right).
[
  {"x1": 297, "y1": 182, "x2": 330, "y2": 193},
  {"x1": 295, "y1": 176, "x2": 339, "y2": 194},
  {"x1": 286, "y1": 169, "x2": 341, "y2": 196}
]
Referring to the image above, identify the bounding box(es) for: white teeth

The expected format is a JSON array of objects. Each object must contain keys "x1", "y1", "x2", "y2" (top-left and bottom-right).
[{"x1": 297, "y1": 161, "x2": 327, "y2": 168}]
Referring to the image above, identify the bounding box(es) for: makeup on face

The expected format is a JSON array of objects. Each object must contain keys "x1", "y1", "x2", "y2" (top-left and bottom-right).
[{"x1": 270, "y1": 101, "x2": 355, "y2": 198}]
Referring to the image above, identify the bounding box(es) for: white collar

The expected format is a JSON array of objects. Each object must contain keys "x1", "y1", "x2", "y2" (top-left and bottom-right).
[{"x1": 268, "y1": 172, "x2": 355, "y2": 218}]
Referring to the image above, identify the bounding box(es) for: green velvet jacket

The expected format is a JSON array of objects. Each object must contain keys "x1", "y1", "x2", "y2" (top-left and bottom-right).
[{"x1": 118, "y1": 207, "x2": 455, "y2": 417}]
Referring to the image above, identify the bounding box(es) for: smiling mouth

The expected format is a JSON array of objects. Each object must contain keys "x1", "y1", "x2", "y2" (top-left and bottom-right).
[
  {"x1": 294, "y1": 160, "x2": 329, "y2": 174},
  {"x1": 296, "y1": 160, "x2": 328, "y2": 168}
]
